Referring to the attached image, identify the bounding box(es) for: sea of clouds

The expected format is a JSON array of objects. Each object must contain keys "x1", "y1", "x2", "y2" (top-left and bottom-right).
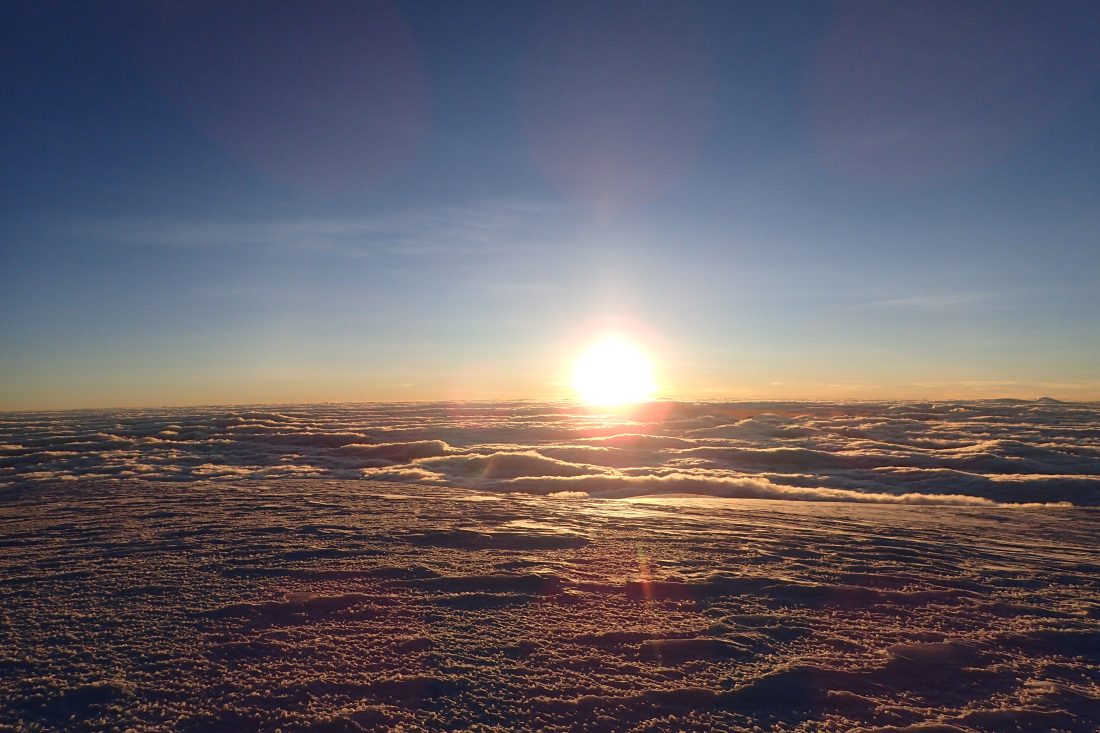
[{"x1": 3, "y1": 399, "x2": 1099, "y2": 506}]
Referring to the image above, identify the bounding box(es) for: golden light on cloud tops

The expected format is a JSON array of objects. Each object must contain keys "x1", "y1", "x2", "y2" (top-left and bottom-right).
[{"x1": 571, "y1": 336, "x2": 657, "y2": 406}]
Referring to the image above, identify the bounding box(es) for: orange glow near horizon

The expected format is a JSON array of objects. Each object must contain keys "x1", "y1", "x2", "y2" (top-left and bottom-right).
[{"x1": 571, "y1": 335, "x2": 658, "y2": 407}]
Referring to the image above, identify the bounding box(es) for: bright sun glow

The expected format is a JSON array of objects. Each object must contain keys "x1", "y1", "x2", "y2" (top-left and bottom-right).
[{"x1": 572, "y1": 336, "x2": 657, "y2": 406}]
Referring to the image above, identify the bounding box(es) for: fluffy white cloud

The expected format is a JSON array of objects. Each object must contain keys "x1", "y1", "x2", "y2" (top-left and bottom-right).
[{"x1": 2, "y1": 400, "x2": 1098, "y2": 506}]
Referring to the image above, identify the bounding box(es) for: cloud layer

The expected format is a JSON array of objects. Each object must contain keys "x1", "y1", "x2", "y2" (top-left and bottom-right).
[{"x1": 3, "y1": 399, "x2": 1099, "y2": 506}]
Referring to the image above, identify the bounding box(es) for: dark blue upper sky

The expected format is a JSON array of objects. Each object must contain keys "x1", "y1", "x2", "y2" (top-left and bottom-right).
[{"x1": 3, "y1": 1, "x2": 1099, "y2": 408}]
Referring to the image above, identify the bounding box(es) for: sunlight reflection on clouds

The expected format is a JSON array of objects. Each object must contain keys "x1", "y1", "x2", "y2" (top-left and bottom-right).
[{"x1": 3, "y1": 400, "x2": 1098, "y2": 506}]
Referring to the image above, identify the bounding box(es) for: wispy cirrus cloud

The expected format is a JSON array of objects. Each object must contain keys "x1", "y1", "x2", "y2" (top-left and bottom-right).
[
  {"x1": 76, "y1": 200, "x2": 565, "y2": 258},
  {"x1": 861, "y1": 293, "x2": 993, "y2": 309}
]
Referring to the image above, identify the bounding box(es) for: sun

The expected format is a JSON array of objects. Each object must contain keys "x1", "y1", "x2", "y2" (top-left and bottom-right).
[{"x1": 571, "y1": 336, "x2": 657, "y2": 406}]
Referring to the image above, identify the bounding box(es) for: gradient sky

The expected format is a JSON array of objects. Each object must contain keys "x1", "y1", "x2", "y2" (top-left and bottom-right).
[{"x1": 2, "y1": 1, "x2": 1099, "y2": 409}]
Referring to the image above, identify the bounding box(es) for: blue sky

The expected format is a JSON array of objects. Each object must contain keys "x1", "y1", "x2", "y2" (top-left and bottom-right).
[{"x1": 2, "y1": 1, "x2": 1099, "y2": 408}]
